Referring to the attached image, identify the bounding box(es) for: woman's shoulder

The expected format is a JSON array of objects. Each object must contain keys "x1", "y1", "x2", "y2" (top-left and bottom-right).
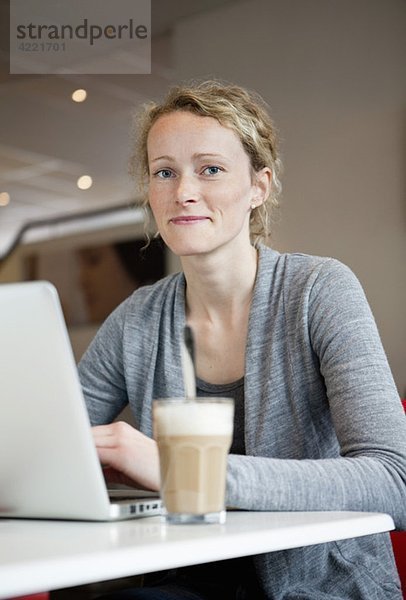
[
  {"x1": 119, "y1": 271, "x2": 183, "y2": 316},
  {"x1": 258, "y1": 244, "x2": 361, "y2": 298},
  {"x1": 132, "y1": 270, "x2": 183, "y2": 299},
  {"x1": 88, "y1": 271, "x2": 183, "y2": 350},
  {"x1": 93, "y1": 271, "x2": 180, "y2": 322},
  {"x1": 260, "y1": 243, "x2": 351, "y2": 277}
]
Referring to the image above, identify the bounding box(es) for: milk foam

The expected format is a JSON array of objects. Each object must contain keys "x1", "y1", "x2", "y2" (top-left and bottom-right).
[{"x1": 154, "y1": 401, "x2": 234, "y2": 436}]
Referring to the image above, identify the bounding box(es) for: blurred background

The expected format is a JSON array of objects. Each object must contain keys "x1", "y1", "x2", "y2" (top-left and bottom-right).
[{"x1": 0, "y1": 0, "x2": 405, "y2": 394}]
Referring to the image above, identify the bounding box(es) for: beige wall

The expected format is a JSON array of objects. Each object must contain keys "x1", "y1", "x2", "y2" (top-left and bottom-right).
[
  {"x1": 172, "y1": 0, "x2": 405, "y2": 394},
  {"x1": 1, "y1": 1, "x2": 404, "y2": 393}
]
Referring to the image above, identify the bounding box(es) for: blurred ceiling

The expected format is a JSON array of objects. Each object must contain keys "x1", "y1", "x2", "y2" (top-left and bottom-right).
[{"x1": 0, "y1": 0, "x2": 234, "y2": 258}]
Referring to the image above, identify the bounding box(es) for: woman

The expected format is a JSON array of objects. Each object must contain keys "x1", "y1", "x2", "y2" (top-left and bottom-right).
[{"x1": 78, "y1": 81, "x2": 406, "y2": 599}]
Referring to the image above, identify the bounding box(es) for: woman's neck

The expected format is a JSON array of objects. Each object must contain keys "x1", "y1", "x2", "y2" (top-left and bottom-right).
[{"x1": 181, "y1": 243, "x2": 259, "y2": 323}]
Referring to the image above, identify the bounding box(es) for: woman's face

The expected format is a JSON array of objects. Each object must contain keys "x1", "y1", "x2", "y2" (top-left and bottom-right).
[{"x1": 146, "y1": 111, "x2": 266, "y2": 258}]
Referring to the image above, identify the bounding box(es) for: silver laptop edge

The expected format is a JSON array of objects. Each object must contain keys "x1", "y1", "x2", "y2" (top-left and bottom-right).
[{"x1": 0, "y1": 281, "x2": 162, "y2": 521}]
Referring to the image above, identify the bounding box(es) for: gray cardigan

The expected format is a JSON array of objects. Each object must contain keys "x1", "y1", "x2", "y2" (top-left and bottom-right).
[{"x1": 79, "y1": 245, "x2": 406, "y2": 599}]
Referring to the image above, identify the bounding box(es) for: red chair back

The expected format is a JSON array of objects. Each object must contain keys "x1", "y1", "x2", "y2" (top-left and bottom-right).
[
  {"x1": 11, "y1": 595, "x2": 49, "y2": 600},
  {"x1": 391, "y1": 399, "x2": 406, "y2": 598}
]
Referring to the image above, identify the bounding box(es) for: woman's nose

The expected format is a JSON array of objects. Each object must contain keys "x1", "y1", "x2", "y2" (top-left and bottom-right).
[{"x1": 176, "y1": 174, "x2": 199, "y2": 204}]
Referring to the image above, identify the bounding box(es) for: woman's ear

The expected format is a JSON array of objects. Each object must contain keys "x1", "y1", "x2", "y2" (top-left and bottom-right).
[{"x1": 252, "y1": 167, "x2": 272, "y2": 207}]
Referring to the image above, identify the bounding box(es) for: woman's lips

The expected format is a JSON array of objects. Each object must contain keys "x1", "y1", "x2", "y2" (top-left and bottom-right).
[{"x1": 170, "y1": 216, "x2": 210, "y2": 225}]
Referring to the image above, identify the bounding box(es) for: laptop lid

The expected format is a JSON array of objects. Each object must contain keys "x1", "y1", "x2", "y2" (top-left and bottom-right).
[{"x1": 0, "y1": 281, "x2": 161, "y2": 521}]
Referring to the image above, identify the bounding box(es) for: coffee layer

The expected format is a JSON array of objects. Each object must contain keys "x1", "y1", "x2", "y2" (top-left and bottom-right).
[{"x1": 157, "y1": 434, "x2": 231, "y2": 514}]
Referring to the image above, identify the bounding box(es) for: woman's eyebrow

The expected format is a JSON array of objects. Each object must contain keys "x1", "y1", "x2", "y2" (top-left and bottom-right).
[
  {"x1": 151, "y1": 153, "x2": 227, "y2": 163},
  {"x1": 149, "y1": 155, "x2": 174, "y2": 164},
  {"x1": 192, "y1": 152, "x2": 228, "y2": 160}
]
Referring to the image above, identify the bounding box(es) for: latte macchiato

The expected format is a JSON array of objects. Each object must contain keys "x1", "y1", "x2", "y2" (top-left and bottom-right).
[{"x1": 153, "y1": 399, "x2": 234, "y2": 524}]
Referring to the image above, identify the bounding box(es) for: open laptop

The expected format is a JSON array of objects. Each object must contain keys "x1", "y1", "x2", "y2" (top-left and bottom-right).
[{"x1": 0, "y1": 280, "x2": 162, "y2": 521}]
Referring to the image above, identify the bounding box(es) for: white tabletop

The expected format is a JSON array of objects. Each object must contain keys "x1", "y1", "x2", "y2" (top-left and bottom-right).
[{"x1": 0, "y1": 511, "x2": 394, "y2": 599}]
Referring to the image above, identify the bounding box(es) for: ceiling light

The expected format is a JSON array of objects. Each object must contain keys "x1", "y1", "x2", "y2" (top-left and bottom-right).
[
  {"x1": 0, "y1": 192, "x2": 10, "y2": 206},
  {"x1": 72, "y1": 89, "x2": 87, "y2": 103},
  {"x1": 77, "y1": 175, "x2": 93, "y2": 190}
]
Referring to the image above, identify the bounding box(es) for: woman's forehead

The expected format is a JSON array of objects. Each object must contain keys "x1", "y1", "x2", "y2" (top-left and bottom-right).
[{"x1": 147, "y1": 111, "x2": 246, "y2": 159}]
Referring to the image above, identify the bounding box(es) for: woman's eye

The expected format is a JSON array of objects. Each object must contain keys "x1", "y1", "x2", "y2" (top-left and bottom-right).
[
  {"x1": 203, "y1": 166, "x2": 222, "y2": 176},
  {"x1": 156, "y1": 169, "x2": 174, "y2": 179}
]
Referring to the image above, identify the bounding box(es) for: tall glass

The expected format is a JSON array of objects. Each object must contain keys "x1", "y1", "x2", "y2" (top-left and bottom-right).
[{"x1": 153, "y1": 398, "x2": 234, "y2": 524}]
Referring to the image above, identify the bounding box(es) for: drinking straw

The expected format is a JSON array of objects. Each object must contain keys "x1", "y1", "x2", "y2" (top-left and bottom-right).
[{"x1": 181, "y1": 325, "x2": 197, "y2": 400}]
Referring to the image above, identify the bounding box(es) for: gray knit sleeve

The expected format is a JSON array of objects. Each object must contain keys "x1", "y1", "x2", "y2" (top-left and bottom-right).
[
  {"x1": 226, "y1": 259, "x2": 406, "y2": 528},
  {"x1": 78, "y1": 298, "x2": 129, "y2": 425}
]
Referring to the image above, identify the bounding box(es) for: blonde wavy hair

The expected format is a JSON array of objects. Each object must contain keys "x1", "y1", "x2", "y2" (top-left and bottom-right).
[{"x1": 130, "y1": 80, "x2": 282, "y2": 246}]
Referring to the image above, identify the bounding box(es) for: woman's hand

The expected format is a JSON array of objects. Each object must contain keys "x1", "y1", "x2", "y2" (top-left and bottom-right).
[{"x1": 92, "y1": 422, "x2": 160, "y2": 492}]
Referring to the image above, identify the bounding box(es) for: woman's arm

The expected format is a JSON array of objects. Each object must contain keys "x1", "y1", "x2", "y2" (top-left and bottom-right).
[
  {"x1": 78, "y1": 299, "x2": 129, "y2": 424},
  {"x1": 226, "y1": 260, "x2": 406, "y2": 528}
]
